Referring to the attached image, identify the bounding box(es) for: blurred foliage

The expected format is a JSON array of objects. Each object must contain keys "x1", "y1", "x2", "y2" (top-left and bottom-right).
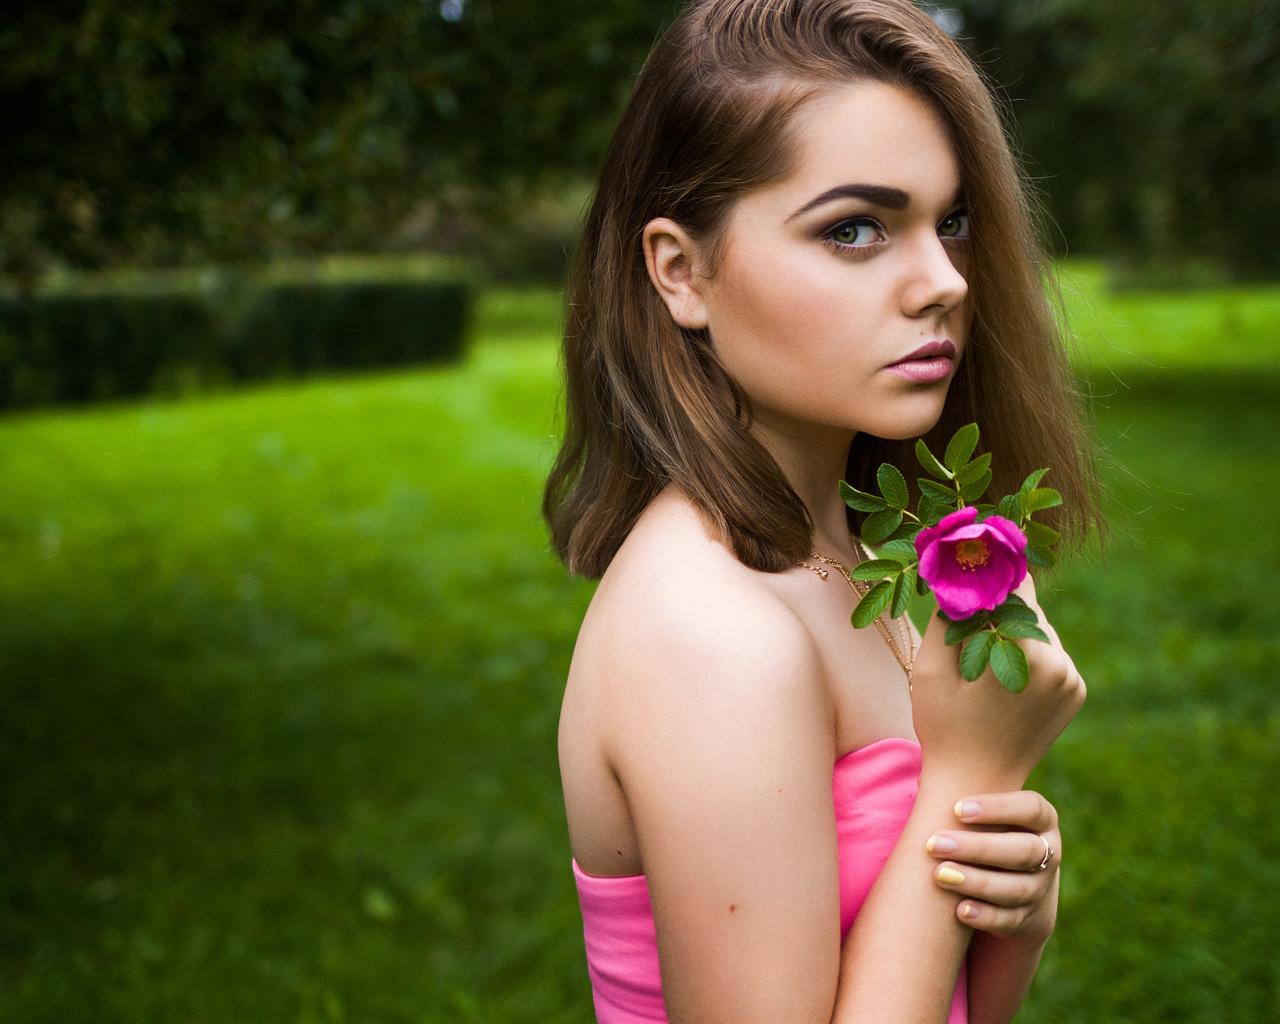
[
  {"x1": 959, "y1": 0, "x2": 1280, "y2": 280},
  {"x1": 0, "y1": 259, "x2": 472, "y2": 408},
  {"x1": 0, "y1": 0, "x2": 672, "y2": 282},
  {"x1": 1, "y1": 0, "x2": 1276, "y2": 283}
]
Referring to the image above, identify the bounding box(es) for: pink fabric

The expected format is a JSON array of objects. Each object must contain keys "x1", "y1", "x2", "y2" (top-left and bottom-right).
[{"x1": 572, "y1": 737, "x2": 968, "y2": 1023}]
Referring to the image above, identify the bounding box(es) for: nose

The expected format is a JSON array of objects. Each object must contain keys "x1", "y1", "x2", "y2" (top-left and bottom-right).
[{"x1": 900, "y1": 230, "x2": 968, "y2": 320}]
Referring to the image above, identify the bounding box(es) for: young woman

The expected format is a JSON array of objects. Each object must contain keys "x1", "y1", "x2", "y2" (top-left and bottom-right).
[{"x1": 544, "y1": 1, "x2": 1096, "y2": 1020}]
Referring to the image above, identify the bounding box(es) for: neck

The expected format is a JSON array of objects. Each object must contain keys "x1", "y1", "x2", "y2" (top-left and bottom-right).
[{"x1": 749, "y1": 409, "x2": 860, "y2": 561}]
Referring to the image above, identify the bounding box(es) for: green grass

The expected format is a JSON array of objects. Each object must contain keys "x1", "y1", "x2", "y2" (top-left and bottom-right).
[
  {"x1": 1, "y1": 270, "x2": 1278, "y2": 1020},
  {"x1": 1061, "y1": 262, "x2": 1280, "y2": 372}
]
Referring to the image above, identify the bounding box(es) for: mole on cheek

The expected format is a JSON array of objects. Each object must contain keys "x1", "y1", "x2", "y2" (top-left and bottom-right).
[{"x1": 729, "y1": 904, "x2": 737, "y2": 913}]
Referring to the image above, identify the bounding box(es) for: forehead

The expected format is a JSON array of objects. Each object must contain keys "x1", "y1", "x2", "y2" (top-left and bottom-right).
[{"x1": 768, "y1": 80, "x2": 961, "y2": 210}]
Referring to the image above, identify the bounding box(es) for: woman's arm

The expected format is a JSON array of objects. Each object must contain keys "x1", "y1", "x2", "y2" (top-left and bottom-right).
[
  {"x1": 831, "y1": 770, "x2": 976, "y2": 1020},
  {"x1": 607, "y1": 578, "x2": 972, "y2": 1021},
  {"x1": 928, "y1": 791, "x2": 1064, "y2": 1023},
  {"x1": 835, "y1": 589, "x2": 1084, "y2": 1022},
  {"x1": 604, "y1": 571, "x2": 1081, "y2": 1021}
]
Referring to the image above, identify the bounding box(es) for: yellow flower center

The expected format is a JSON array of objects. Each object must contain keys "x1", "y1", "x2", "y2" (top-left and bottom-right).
[{"x1": 954, "y1": 537, "x2": 990, "y2": 571}]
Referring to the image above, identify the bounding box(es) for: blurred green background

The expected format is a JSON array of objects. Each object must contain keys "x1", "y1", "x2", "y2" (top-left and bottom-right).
[{"x1": 2, "y1": 1, "x2": 1278, "y2": 1021}]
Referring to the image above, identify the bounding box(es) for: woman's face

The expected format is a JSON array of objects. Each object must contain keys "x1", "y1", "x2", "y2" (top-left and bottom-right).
[{"x1": 692, "y1": 81, "x2": 971, "y2": 444}]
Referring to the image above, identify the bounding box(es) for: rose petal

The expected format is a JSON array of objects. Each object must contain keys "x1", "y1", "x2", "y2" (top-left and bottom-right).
[
  {"x1": 983, "y1": 515, "x2": 1029, "y2": 554},
  {"x1": 970, "y1": 557, "x2": 1017, "y2": 610},
  {"x1": 914, "y1": 521, "x2": 943, "y2": 560},
  {"x1": 937, "y1": 522, "x2": 996, "y2": 543},
  {"x1": 917, "y1": 506, "x2": 1030, "y2": 618},
  {"x1": 938, "y1": 506, "x2": 979, "y2": 532}
]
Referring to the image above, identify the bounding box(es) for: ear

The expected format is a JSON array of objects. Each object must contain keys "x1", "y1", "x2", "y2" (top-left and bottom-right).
[{"x1": 642, "y1": 217, "x2": 709, "y2": 330}]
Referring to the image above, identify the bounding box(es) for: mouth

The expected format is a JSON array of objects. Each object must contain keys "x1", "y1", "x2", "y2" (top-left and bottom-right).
[{"x1": 886, "y1": 339, "x2": 957, "y2": 383}]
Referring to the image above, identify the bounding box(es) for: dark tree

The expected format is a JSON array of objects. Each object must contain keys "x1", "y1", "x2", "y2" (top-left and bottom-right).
[
  {"x1": 0, "y1": 0, "x2": 675, "y2": 281},
  {"x1": 958, "y1": 0, "x2": 1280, "y2": 278}
]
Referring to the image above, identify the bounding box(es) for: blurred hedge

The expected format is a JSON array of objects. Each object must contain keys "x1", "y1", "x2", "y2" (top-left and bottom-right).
[{"x1": 0, "y1": 262, "x2": 472, "y2": 409}]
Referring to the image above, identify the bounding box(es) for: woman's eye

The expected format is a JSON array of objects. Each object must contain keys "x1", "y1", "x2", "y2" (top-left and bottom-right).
[
  {"x1": 829, "y1": 220, "x2": 882, "y2": 247},
  {"x1": 938, "y1": 210, "x2": 970, "y2": 238}
]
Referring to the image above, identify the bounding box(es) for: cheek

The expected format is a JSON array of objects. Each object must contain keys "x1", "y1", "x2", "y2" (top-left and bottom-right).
[{"x1": 706, "y1": 247, "x2": 884, "y2": 406}]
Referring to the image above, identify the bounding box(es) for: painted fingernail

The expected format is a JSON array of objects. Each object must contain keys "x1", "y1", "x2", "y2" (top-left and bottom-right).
[
  {"x1": 936, "y1": 866, "x2": 966, "y2": 886},
  {"x1": 960, "y1": 902, "x2": 979, "y2": 919},
  {"x1": 926, "y1": 834, "x2": 958, "y2": 854},
  {"x1": 955, "y1": 800, "x2": 982, "y2": 820}
]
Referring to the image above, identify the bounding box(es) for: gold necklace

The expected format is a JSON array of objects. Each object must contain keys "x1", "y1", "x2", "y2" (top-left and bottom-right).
[{"x1": 799, "y1": 545, "x2": 916, "y2": 685}]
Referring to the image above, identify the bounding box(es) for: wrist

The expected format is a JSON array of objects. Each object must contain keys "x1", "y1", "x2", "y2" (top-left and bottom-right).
[{"x1": 918, "y1": 757, "x2": 1029, "y2": 799}]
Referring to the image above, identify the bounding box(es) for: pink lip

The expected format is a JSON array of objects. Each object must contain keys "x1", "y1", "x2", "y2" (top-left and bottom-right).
[{"x1": 887, "y1": 339, "x2": 957, "y2": 383}]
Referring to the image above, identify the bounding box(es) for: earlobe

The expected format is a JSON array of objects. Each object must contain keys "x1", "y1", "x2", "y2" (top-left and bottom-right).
[{"x1": 642, "y1": 218, "x2": 709, "y2": 330}]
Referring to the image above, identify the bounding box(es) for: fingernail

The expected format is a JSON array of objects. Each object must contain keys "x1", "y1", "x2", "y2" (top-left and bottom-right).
[
  {"x1": 955, "y1": 800, "x2": 982, "y2": 820},
  {"x1": 960, "y1": 902, "x2": 979, "y2": 919},
  {"x1": 926, "y1": 834, "x2": 958, "y2": 854},
  {"x1": 936, "y1": 866, "x2": 966, "y2": 886}
]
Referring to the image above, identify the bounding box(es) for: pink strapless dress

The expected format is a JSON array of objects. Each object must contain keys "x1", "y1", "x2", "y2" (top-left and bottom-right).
[{"x1": 572, "y1": 737, "x2": 968, "y2": 1023}]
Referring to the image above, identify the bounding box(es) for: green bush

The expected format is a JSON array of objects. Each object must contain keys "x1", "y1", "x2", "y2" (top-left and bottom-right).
[{"x1": 0, "y1": 272, "x2": 472, "y2": 409}]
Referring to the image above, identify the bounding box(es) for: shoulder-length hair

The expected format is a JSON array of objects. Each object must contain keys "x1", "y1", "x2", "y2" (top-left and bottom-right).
[{"x1": 544, "y1": 0, "x2": 1099, "y2": 578}]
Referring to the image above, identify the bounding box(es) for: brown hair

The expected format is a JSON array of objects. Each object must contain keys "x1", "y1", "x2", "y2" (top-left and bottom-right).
[{"x1": 543, "y1": 0, "x2": 1099, "y2": 578}]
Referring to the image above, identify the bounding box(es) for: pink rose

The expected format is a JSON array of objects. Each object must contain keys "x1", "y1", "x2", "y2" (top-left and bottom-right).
[{"x1": 914, "y1": 506, "x2": 1028, "y2": 620}]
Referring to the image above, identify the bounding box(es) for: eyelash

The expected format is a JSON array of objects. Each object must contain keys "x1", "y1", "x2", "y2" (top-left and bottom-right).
[{"x1": 822, "y1": 210, "x2": 971, "y2": 254}]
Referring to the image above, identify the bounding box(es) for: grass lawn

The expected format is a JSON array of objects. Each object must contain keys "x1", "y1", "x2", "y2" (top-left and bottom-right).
[{"x1": 1, "y1": 270, "x2": 1278, "y2": 1021}]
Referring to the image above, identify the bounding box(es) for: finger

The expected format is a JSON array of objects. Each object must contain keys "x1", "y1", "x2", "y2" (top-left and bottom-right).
[
  {"x1": 927, "y1": 829, "x2": 1059, "y2": 873},
  {"x1": 933, "y1": 862, "x2": 1048, "y2": 909},
  {"x1": 953, "y1": 791, "x2": 1058, "y2": 833},
  {"x1": 955, "y1": 898, "x2": 1046, "y2": 938}
]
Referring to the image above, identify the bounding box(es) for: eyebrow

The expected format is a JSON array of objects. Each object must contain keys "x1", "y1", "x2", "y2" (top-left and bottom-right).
[{"x1": 787, "y1": 183, "x2": 965, "y2": 221}]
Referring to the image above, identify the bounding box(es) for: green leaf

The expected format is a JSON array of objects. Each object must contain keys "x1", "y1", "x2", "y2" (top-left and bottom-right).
[
  {"x1": 973, "y1": 503, "x2": 997, "y2": 522},
  {"x1": 845, "y1": 558, "x2": 902, "y2": 580},
  {"x1": 1023, "y1": 487, "x2": 1063, "y2": 514},
  {"x1": 861, "y1": 509, "x2": 903, "y2": 544},
  {"x1": 959, "y1": 468, "x2": 992, "y2": 503},
  {"x1": 878, "y1": 538, "x2": 920, "y2": 564},
  {"x1": 915, "y1": 439, "x2": 952, "y2": 480},
  {"x1": 851, "y1": 580, "x2": 894, "y2": 628},
  {"x1": 945, "y1": 613, "x2": 989, "y2": 646},
  {"x1": 1027, "y1": 545, "x2": 1057, "y2": 568},
  {"x1": 918, "y1": 493, "x2": 950, "y2": 526},
  {"x1": 918, "y1": 478, "x2": 959, "y2": 505},
  {"x1": 1019, "y1": 468, "x2": 1050, "y2": 497},
  {"x1": 990, "y1": 638, "x2": 1031, "y2": 692},
  {"x1": 995, "y1": 494, "x2": 1023, "y2": 522},
  {"x1": 890, "y1": 573, "x2": 912, "y2": 617},
  {"x1": 958, "y1": 629, "x2": 996, "y2": 681},
  {"x1": 1025, "y1": 520, "x2": 1061, "y2": 548},
  {"x1": 884, "y1": 520, "x2": 922, "y2": 543},
  {"x1": 839, "y1": 480, "x2": 887, "y2": 512},
  {"x1": 877, "y1": 464, "x2": 909, "y2": 510},
  {"x1": 997, "y1": 620, "x2": 1052, "y2": 643},
  {"x1": 991, "y1": 602, "x2": 1038, "y2": 627},
  {"x1": 944, "y1": 423, "x2": 980, "y2": 473},
  {"x1": 915, "y1": 573, "x2": 932, "y2": 596},
  {"x1": 956, "y1": 451, "x2": 993, "y2": 485}
]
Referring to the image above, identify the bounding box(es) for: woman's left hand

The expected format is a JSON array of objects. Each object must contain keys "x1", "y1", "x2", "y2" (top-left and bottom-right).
[{"x1": 924, "y1": 790, "x2": 1061, "y2": 942}]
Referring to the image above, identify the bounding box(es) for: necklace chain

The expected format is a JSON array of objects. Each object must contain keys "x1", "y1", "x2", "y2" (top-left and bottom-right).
[{"x1": 800, "y1": 545, "x2": 916, "y2": 686}]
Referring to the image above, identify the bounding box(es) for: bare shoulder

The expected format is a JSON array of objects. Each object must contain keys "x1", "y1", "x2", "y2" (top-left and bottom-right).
[
  {"x1": 561, "y1": 490, "x2": 843, "y2": 1017},
  {"x1": 567, "y1": 488, "x2": 833, "y2": 776}
]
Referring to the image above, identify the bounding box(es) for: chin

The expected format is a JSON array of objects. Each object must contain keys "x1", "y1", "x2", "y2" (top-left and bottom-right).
[{"x1": 862, "y1": 395, "x2": 950, "y2": 441}]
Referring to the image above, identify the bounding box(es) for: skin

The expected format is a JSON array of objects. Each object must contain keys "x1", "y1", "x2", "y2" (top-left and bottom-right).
[{"x1": 558, "y1": 81, "x2": 1085, "y2": 1022}]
